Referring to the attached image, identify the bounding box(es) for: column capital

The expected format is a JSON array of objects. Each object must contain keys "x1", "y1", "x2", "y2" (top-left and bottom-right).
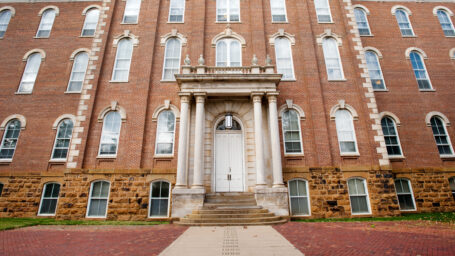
[
  {"x1": 251, "y1": 92, "x2": 264, "y2": 103},
  {"x1": 194, "y1": 92, "x2": 206, "y2": 103},
  {"x1": 267, "y1": 92, "x2": 279, "y2": 103},
  {"x1": 178, "y1": 92, "x2": 192, "y2": 103}
]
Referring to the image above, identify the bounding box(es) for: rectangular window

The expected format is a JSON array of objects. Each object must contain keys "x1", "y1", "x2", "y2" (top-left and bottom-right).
[
  {"x1": 394, "y1": 179, "x2": 416, "y2": 211},
  {"x1": 123, "y1": 0, "x2": 141, "y2": 24},
  {"x1": 87, "y1": 181, "x2": 110, "y2": 218},
  {"x1": 217, "y1": 0, "x2": 240, "y2": 22},
  {"x1": 314, "y1": 0, "x2": 332, "y2": 23},
  {"x1": 288, "y1": 180, "x2": 311, "y2": 216},
  {"x1": 348, "y1": 178, "x2": 371, "y2": 214},
  {"x1": 169, "y1": 0, "x2": 185, "y2": 22},
  {"x1": 38, "y1": 183, "x2": 60, "y2": 216},
  {"x1": 282, "y1": 110, "x2": 303, "y2": 154},
  {"x1": 149, "y1": 181, "x2": 170, "y2": 217},
  {"x1": 270, "y1": 0, "x2": 287, "y2": 22}
]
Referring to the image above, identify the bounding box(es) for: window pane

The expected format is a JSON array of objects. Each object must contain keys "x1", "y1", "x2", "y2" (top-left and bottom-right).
[
  {"x1": 0, "y1": 120, "x2": 21, "y2": 159},
  {"x1": 354, "y1": 8, "x2": 370, "y2": 35},
  {"x1": 398, "y1": 194, "x2": 415, "y2": 210},
  {"x1": 335, "y1": 110, "x2": 356, "y2": 153},
  {"x1": 350, "y1": 196, "x2": 368, "y2": 213},
  {"x1": 82, "y1": 9, "x2": 99, "y2": 36},
  {"x1": 314, "y1": 0, "x2": 331, "y2": 22},
  {"x1": 123, "y1": 0, "x2": 141, "y2": 23},
  {"x1": 275, "y1": 37, "x2": 294, "y2": 80},
  {"x1": 36, "y1": 9, "x2": 56, "y2": 37},
  {"x1": 19, "y1": 53, "x2": 42, "y2": 93},
  {"x1": 430, "y1": 117, "x2": 453, "y2": 155},
  {"x1": 0, "y1": 10, "x2": 12, "y2": 37},
  {"x1": 322, "y1": 38, "x2": 343, "y2": 80},
  {"x1": 39, "y1": 199, "x2": 58, "y2": 214}
]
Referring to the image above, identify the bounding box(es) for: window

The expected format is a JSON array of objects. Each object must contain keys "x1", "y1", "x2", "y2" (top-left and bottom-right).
[
  {"x1": 217, "y1": 0, "x2": 240, "y2": 22},
  {"x1": 437, "y1": 10, "x2": 455, "y2": 36},
  {"x1": 155, "y1": 111, "x2": 176, "y2": 155},
  {"x1": 87, "y1": 181, "x2": 110, "y2": 218},
  {"x1": 270, "y1": 0, "x2": 287, "y2": 22},
  {"x1": 430, "y1": 116, "x2": 454, "y2": 156},
  {"x1": 365, "y1": 51, "x2": 386, "y2": 90},
  {"x1": 322, "y1": 38, "x2": 344, "y2": 80},
  {"x1": 162, "y1": 38, "x2": 182, "y2": 81},
  {"x1": 347, "y1": 178, "x2": 371, "y2": 214},
  {"x1": 67, "y1": 52, "x2": 89, "y2": 92},
  {"x1": 0, "y1": 183, "x2": 3, "y2": 196},
  {"x1": 18, "y1": 53, "x2": 42, "y2": 93},
  {"x1": 314, "y1": 0, "x2": 332, "y2": 23},
  {"x1": 335, "y1": 110, "x2": 357, "y2": 154},
  {"x1": 395, "y1": 9, "x2": 414, "y2": 36},
  {"x1": 394, "y1": 179, "x2": 416, "y2": 211},
  {"x1": 354, "y1": 8, "x2": 370, "y2": 35},
  {"x1": 288, "y1": 179, "x2": 310, "y2": 216},
  {"x1": 51, "y1": 119, "x2": 74, "y2": 160},
  {"x1": 169, "y1": 0, "x2": 185, "y2": 22},
  {"x1": 81, "y1": 8, "x2": 100, "y2": 36},
  {"x1": 149, "y1": 180, "x2": 170, "y2": 217},
  {"x1": 216, "y1": 39, "x2": 241, "y2": 67},
  {"x1": 409, "y1": 51, "x2": 432, "y2": 90},
  {"x1": 274, "y1": 37, "x2": 295, "y2": 80},
  {"x1": 449, "y1": 177, "x2": 455, "y2": 200},
  {"x1": 282, "y1": 110, "x2": 303, "y2": 154},
  {"x1": 36, "y1": 9, "x2": 56, "y2": 38},
  {"x1": 381, "y1": 117, "x2": 402, "y2": 156},
  {"x1": 123, "y1": 0, "x2": 141, "y2": 23},
  {"x1": 38, "y1": 183, "x2": 60, "y2": 215},
  {"x1": 0, "y1": 10, "x2": 12, "y2": 38},
  {"x1": 99, "y1": 112, "x2": 122, "y2": 156},
  {"x1": 0, "y1": 119, "x2": 21, "y2": 160},
  {"x1": 112, "y1": 38, "x2": 133, "y2": 82}
]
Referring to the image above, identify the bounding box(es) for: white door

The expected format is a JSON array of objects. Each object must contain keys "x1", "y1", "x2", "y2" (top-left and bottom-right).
[{"x1": 215, "y1": 122, "x2": 244, "y2": 192}]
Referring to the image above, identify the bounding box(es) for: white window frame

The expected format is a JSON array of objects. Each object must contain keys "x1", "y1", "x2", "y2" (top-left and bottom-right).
[
  {"x1": 0, "y1": 182, "x2": 3, "y2": 196},
  {"x1": 314, "y1": 0, "x2": 332, "y2": 23},
  {"x1": 81, "y1": 8, "x2": 100, "y2": 37},
  {"x1": 281, "y1": 109, "x2": 303, "y2": 155},
  {"x1": 122, "y1": 0, "x2": 141, "y2": 24},
  {"x1": 395, "y1": 9, "x2": 415, "y2": 37},
  {"x1": 437, "y1": 9, "x2": 455, "y2": 37},
  {"x1": 38, "y1": 182, "x2": 60, "y2": 216},
  {"x1": 394, "y1": 179, "x2": 417, "y2": 211},
  {"x1": 274, "y1": 37, "x2": 295, "y2": 81},
  {"x1": 0, "y1": 119, "x2": 21, "y2": 161},
  {"x1": 98, "y1": 111, "x2": 122, "y2": 157},
  {"x1": 347, "y1": 178, "x2": 371, "y2": 215},
  {"x1": 154, "y1": 110, "x2": 176, "y2": 156},
  {"x1": 354, "y1": 8, "x2": 371, "y2": 36},
  {"x1": 430, "y1": 116, "x2": 455, "y2": 157},
  {"x1": 86, "y1": 180, "x2": 111, "y2": 218},
  {"x1": 322, "y1": 37, "x2": 345, "y2": 81},
  {"x1": 288, "y1": 179, "x2": 311, "y2": 216},
  {"x1": 51, "y1": 119, "x2": 74, "y2": 161},
  {"x1": 216, "y1": 38, "x2": 242, "y2": 67},
  {"x1": 168, "y1": 0, "x2": 185, "y2": 23},
  {"x1": 36, "y1": 9, "x2": 56, "y2": 38},
  {"x1": 67, "y1": 52, "x2": 89, "y2": 92},
  {"x1": 335, "y1": 110, "x2": 358, "y2": 155},
  {"x1": 18, "y1": 53, "x2": 42, "y2": 93},
  {"x1": 0, "y1": 9, "x2": 12, "y2": 38},
  {"x1": 216, "y1": 0, "x2": 241, "y2": 22},
  {"x1": 270, "y1": 0, "x2": 288, "y2": 23},
  {"x1": 365, "y1": 50, "x2": 386, "y2": 91},
  {"x1": 381, "y1": 117, "x2": 403, "y2": 158},
  {"x1": 409, "y1": 51, "x2": 432, "y2": 91},
  {"x1": 449, "y1": 177, "x2": 455, "y2": 200},
  {"x1": 111, "y1": 38, "x2": 133, "y2": 82},
  {"x1": 161, "y1": 38, "x2": 182, "y2": 81},
  {"x1": 148, "y1": 180, "x2": 171, "y2": 218}
]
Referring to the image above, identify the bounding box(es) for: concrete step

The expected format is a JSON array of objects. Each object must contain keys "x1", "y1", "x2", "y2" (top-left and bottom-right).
[
  {"x1": 174, "y1": 219, "x2": 287, "y2": 226},
  {"x1": 179, "y1": 216, "x2": 283, "y2": 224},
  {"x1": 192, "y1": 208, "x2": 268, "y2": 214},
  {"x1": 205, "y1": 192, "x2": 255, "y2": 197},
  {"x1": 187, "y1": 213, "x2": 275, "y2": 219},
  {"x1": 203, "y1": 202, "x2": 257, "y2": 208},
  {"x1": 204, "y1": 198, "x2": 257, "y2": 204}
]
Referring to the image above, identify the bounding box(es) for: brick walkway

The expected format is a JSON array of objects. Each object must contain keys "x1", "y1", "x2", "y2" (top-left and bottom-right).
[
  {"x1": 0, "y1": 225, "x2": 187, "y2": 256},
  {"x1": 274, "y1": 221, "x2": 455, "y2": 256}
]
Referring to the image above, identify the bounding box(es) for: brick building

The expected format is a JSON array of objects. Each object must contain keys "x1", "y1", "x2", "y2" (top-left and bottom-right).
[{"x1": 0, "y1": 0, "x2": 454, "y2": 222}]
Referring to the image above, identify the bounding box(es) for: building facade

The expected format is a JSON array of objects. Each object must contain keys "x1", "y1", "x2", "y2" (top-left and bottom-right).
[{"x1": 0, "y1": 0, "x2": 454, "y2": 220}]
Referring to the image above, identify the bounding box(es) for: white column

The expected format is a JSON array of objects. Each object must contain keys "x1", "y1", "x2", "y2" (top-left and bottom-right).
[
  {"x1": 252, "y1": 93, "x2": 266, "y2": 187},
  {"x1": 268, "y1": 93, "x2": 284, "y2": 188},
  {"x1": 175, "y1": 93, "x2": 191, "y2": 188},
  {"x1": 191, "y1": 93, "x2": 206, "y2": 189}
]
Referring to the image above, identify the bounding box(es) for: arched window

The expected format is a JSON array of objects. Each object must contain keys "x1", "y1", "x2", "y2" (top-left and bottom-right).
[
  {"x1": 437, "y1": 10, "x2": 455, "y2": 36},
  {"x1": 18, "y1": 53, "x2": 42, "y2": 93},
  {"x1": 314, "y1": 0, "x2": 332, "y2": 22},
  {"x1": 36, "y1": 9, "x2": 56, "y2": 38},
  {"x1": 430, "y1": 116, "x2": 454, "y2": 156},
  {"x1": 274, "y1": 37, "x2": 295, "y2": 80},
  {"x1": 347, "y1": 178, "x2": 371, "y2": 214},
  {"x1": 87, "y1": 181, "x2": 110, "y2": 218},
  {"x1": 381, "y1": 117, "x2": 402, "y2": 156},
  {"x1": 67, "y1": 52, "x2": 89, "y2": 92},
  {"x1": 38, "y1": 183, "x2": 60, "y2": 215},
  {"x1": 216, "y1": 0, "x2": 240, "y2": 22},
  {"x1": 112, "y1": 38, "x2": 133, "y2": 82},
  {"x1": 216, "y1": 39, "x2": 241, "y2": 67},
  {"x1": 123, "y1": 0, "x2": 141, "y2": 24},
  {"x1": 0, "y1": 183, "x2": 3, "y2": 196},
  {"x1": 169, "y1": 0, "x2": 185, "y2": 22},
  {"x1": 51, "y1": 119, "x2": 74, "y2": 160},
  {"x1": 155, "y1": 110, "x2": 176, "y2": 155},
  {"x1": 335, "y1": 110, "x2": 357, "y2": 154},
  {"x1": 365, "y1": 51, "x2": 385, "y2": 90},
  {"x1": 0, "y1": 9, "x2": 12, "y2": 38},
  {"x1": 394, "y1": 179, "x2": 416, "y2": 211},
  {"x1": 322, "y1": 38, "x2": 344, "y2": 80},
  {"x1": 0, "y1": 119, "x2": 21, "y2": 159},
  {"x1": 449, "y1": 177, "x2": 455, "y2": 200},
  {"x1": 282, "y1": 109, "x2": 303, "y2": 154},
  {"x1": 149, "y1": 180, "x2": 170, "y2": 218},
  {"x1": 81, "y1": 8, "x2": 100, "y2": 36},
  {"x1": 395, "y1": 9, "x2": 414, "y2": 36},
  {"x1": 99, "y1": 112, "x2": 122, "y2": 156},
  {"x1": 409, "y1": 51, "x2": 432, "y2": 90},
  {"x1": 354, "y1": 8, "x2": 370, "y2": 35},
  {"x1": 162, "y1": 38, "x2": 182, "y2": 81},
  {"x1": 288, "y1": 179, "x2": 311, "y2": 216},
  {"x1": 270, "y1": 0, "x2": 287, "y2": 22}
]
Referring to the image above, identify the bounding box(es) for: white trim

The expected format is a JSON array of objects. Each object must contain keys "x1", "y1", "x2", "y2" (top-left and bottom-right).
[
  {"x1": 281, "y1": 109, "x2": 304, "y2": 155},
  {"x1": 405, "y1": 47, "x2": 428, "y2": 59},
  {"x1": 335, "y1": 110, "x2": 359, "y2": 155},
  {"x1": 86, "y1": 180, "x2": 111, "y2": 218},
  {"x1": 122, "y1": 0, "x2": 141, "y2": 24},
  {"x1": 428, "y1": 115, "x2": 455, "y2": 157},
  {"x1": 97, "y1": 111, "x2": 122, "y2": 158},
  {"x1": 378, "y1": 111, "x2": 401, "y2": 126},
  {"x1": 450, "y1": 48, "x2": 455, "y2": 59},
  {"x1": 363, "y1": 47, "x2": 383, "y2": 58},
  {"x1": 0, "y1": 119, "x2": 21, "y2": 161},
  {"x1": 154, "y1": 110, "x2": 176, "y2": 157},
  {"x1": 98, "y1": 102, "x2": 127, "y2": 122},
  {"x1": 168, "y1": 0, "x2": 185, "y2": 23},
  {"x1": 352, "y1": 4, "x2": 370, "y2": 15},
  {"x1": 111, "y1": 38, "x2": 134, "y2": 82},
  {"x1": 37, "y1": 182, "x2": 61, "y2": 216},
  {"x1": 347, "y1": 177, "x2": 372, "y2": 215},
  {"x1": 0, "y1": 6, "x2": 15, "y2": 17},
  {"x1": 36, "y1": 7, "x2": 57, "y2": 38},
  {"x1": 160, "y1": 29, "x2": 187, "y2": 46},
  {"x1": 216, "y1": 0, "x2": 241, "y2": 22},
  {"x1": 82, "y1": 5, "x2": 101, "y2": 15},
  {"x1": 273, "y1": 36, "x2": 295, "y2": 81},
  {"x1": 408, "y1": 51, "x2": 433, "y2": 90},
  {"x1": 393, "y1": 8, "x2": 415, "y2": 36},
  {"x1": 394, "y1": 178, "x2": 417, "y2": 211},
  {"x1": 211, "y1": 26, "x2": 246, "y2": 47},
  {"x1": 270, "y1": 0, "x2": 288, "y2": 23},
  {"x1": 329, "y1": 100, "x2": 359, "y2": 120},
  {"x1": 365, "y1": 50, "x2": 387, "y2": 90},
  {"x1": 287, "y1": 179, "x2": 311, "y2": 216},
  {"x1": 161, "y1": 37, "x2": 182, "y2": 81},
  {"x1": 50, "y1": 118, "x2": 74, "y2": 161},
  {"x1": 148, "y1": 179, "x2": 171, "y2": 218},
  {"x1": 151, "y1": 101, "x2": 180, "y2": 121},
  {"x1": 215, "y1": 38, "x2": 242, "y2": 67},
  {"x1": 354, "y1": 7, "x2": 372, "y2": 36},
  {"x1": 22, "y1": 49, "x2": 46, "y2": 61},
  {"x1": 0, "y1": 114, "x2": 26, "y2": 130},
  {"x1": 67, "y1": 51, "x2": 89, "y2": 93},
  {"x1": 435, "y1": 8, "x2": 455, "y2": 36},
  {"x1": 381, "y1": 116, "x2": 404, "y2": 158},
  {"x1": 425, "y1": 111, "x2": 451, "y2": 127},
  {"x1": 314, "y1": 0, "x2": 333, "y2": 23},
  {"x1": 269, "y1": 29, "x2": 295, "y2": 46},
  {"x1": 278, "y1": 102, "x2": 305, "y2": 120},
  {"x1": 322, "y1": 37, "x2": 345, "y2": 81},
  {"x1": 80, "y1": 7, "x2": 100, "y2": 37},
  {"x1": 391, "y1": 5, "x2": 412, "y2": 15},
  {"x1": 433, "y1": 6, "x2": 454, "y2": 16},
  {"x1": 38, "y1": 5, "x2": 59, "y2": 16}
]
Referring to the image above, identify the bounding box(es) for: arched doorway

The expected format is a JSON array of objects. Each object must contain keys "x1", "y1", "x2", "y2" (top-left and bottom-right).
[{"x1": 214, "y1": 117, "x2": 245, "y2": 192}]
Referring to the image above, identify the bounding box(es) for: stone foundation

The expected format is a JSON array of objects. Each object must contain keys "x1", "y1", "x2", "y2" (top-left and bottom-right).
[
  {"x1": 254, "y1": 187, "x2": 289, "y2": 216},
  {"x1": 171, "y1": 188, "x2": 205, "y2": 218}
]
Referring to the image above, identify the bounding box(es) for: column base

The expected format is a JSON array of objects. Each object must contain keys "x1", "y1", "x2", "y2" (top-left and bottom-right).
[
  {"x1": 254, "y1": 187, "x2": 289, "y2": 216},
  {"x1": 171, "y1": 188, "x2": 206, "y2": 218},
  {"x1": 272, "y1": 183, "x2": 285, "y2": 188}
]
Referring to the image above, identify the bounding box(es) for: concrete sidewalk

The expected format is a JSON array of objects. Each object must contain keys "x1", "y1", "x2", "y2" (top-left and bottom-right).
[{"x1": 159, "y1": 226, "x2": 303, "y2": 256}]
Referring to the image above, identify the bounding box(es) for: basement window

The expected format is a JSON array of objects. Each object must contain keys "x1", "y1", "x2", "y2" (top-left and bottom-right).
[
  {"x1": 87, "y1": 181, "x2": 110, "y2": 218},
  {"x1": 149, "y1": 180, "x2": 170, "y2": 218},
  {"x1": 347, "y1": 178, "x2": 371, "y2": 215},
  {"x1": 38, "y1": 183, "x2": 61, "y2": 216},
  {"x1": 394, "y1": 179, "x2": 416, "y2": 211}
]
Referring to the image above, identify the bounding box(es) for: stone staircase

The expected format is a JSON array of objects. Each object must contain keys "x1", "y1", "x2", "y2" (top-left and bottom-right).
[{"x1": 174, "y1": 192, "x2": 287, "y2": 226}]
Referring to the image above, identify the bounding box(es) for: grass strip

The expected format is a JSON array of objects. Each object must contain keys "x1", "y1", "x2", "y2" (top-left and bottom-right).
[{"x1": 293, "y1": 212, "x2": 455, "y2": 223}]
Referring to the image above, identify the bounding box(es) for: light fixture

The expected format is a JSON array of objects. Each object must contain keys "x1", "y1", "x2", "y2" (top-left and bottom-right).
[{"x1": 225, "y1": 113, "x2": 233, "y2": 129}]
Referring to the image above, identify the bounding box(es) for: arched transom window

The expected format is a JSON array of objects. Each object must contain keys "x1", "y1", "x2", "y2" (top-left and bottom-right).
[
  {"x1": 322, "y1": 37, "x2": 344, "y2": 80},
  {"x1": 354, "y1": 8, "x2": 371, "y2": 35},
  {"x1": 0, "y1": 9, "x2": 12, "y2": 38},
  {"x1": 409, "y1": 51, "x2": 432, "y2": 90},
  {"x1": 0, "y1": 119, "x2": 21, "y2": 160},
  {"x1": 112, "y1": 38, "x2": 134, "y2": 82},
  {"x1": 216, "y1": 38, "x2": 241, "y2": 67},
  {"x1": 436, "y1": 10, "x2": 455, "y2": 37},
  {"x1": 395, "y1": 9, "x2": 414, "y2": 36}
]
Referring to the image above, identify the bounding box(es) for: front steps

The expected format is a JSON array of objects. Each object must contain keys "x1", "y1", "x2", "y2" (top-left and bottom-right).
[{"x1": 174, "y1": 193, "x2": 287, "y2": 226}]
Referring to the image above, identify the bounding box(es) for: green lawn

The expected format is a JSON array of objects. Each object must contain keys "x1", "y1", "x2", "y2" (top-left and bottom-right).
[
  {"x1": 293, "y1": 212, "x2": 455, "y2": 223},
  {"x1": 0, "y1": 218, "x2": 168, "y2": 231}
]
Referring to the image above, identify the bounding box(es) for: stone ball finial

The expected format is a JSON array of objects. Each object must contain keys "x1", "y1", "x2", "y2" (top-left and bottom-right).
[
  {"x1": 266, "y1": 54, "x2": 272, "y2": 65},
  {"x1": 198, "y1": 54, "x2": 205, "y2": 65},
  {"x1": 184, "y1": 54, "x2": 191, "y2": 65},
  {"x1": 252, "y1": 54, "x2": 258, "y2": 66}
]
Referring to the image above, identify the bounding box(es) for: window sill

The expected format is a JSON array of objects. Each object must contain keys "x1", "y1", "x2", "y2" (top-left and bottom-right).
[
  {"x1": 272, "y1": 21, "x2": 289, "y2": 24},
  {"x1": 120, "y1": 22, "x2": 138, "y2": 25},
  {"x1": 284, "y1": 153, "x2": 304, "y2": 157},
  {"x1": 419, "y1": 89, "x2": 435, "y2": 92},
  {"x1": 97, "y1": 155, "x2": 117, "y2": 159},
  {"x1": 360, "y1": 34, "x2": 374, "y2": 37},
  {"x1": 34, "y1": 36, "x2": 50, "y2": 39},
  {"x1": 328, "y1": 79, "x2": 347, "y2": 82},
  {"x1": 37, "y1": 213, "x2": 56, "y2": 217},
  {"x1": 373, "y1": 89, "x2": 389, "y2": 92},
  {"x1": 79, "y1": 35, "x2": 95, "y2": 38},
  {"x1": 49, "y1": 159, "x2": 67, "y2": 163},
  {"x1": 351, "y1": 212, "x2": 372, "y2": 216},
  {"x1": 445, "y1": 35, "x2": 455, "y2": 38},
  {"x1": 340, "y1": 153, "x2": 360, "y2": 158},
  {"x1": 167, "y1": 22, "x2": 184, "y2": 24},
  {"x1": 215, "y1": 21, "x2": 242, "y2": 24},
  {"x1": 399, "y1": 209, "x2": 417, "y2": 212},
  {"x1": 109, "y1": 80, "x2": 129, "y2": 83},
  {"x1": 0, "y1": 159, "x2": 12, "y2": 163},
  {"x1": 389, "y1": 156, "x2": 405, "y2": 162},
  {"x1": 317, "y1": 21, "x2": 334, "y2": 24},
  {"x1": 85, "y1": 216, "x2": 107, "y2": 219},
  {"x1": 440, "y1": 155, "x2": 455, "y2": 160},
  {"x1": 154, "y1": 154, "x2": 174, "y2": 159},
  {"x1": 15, "y1": 92, "x2": 32, "y2": 95},
  {"x1": 280, "y1": 79, "x2": 296, "y2": 82},
  {"x1": 402, "y1": 35, "x2": 417, "y2": 38},
  {"x1": 64, "y1": 91, "x2": 82, "y2": 94},
  {"x1": 160, "y1": 80, "x2": 177, "y2": 83}
]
